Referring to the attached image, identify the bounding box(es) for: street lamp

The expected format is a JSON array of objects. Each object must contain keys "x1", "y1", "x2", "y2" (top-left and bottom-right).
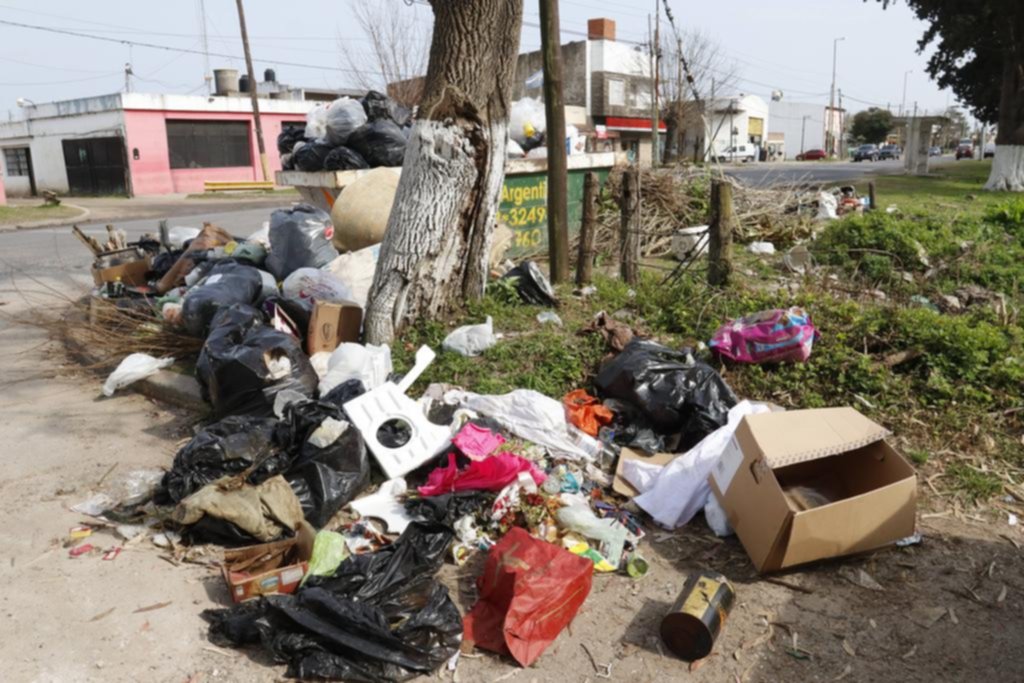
[
  {"x1": 15, "y1": 97, "x2": 36, "y2": 108},
  {"x1": 828, "y1": 37, "x2": 846, "y2": 158},
  {"x1": 900, "y1": 70, "x2": 912, "y2": 118}
]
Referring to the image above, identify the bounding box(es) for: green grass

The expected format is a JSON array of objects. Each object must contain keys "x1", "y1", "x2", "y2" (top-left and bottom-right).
[
  {"x1": 856, "y1": 160, "x2": 1004, "y2": 218},
  {"x1": 0, "y1": 204, "x2": 81, "y2": 225},
  {"x1": 945, "y1": 462, "x2": 1004, "y2": 502}
]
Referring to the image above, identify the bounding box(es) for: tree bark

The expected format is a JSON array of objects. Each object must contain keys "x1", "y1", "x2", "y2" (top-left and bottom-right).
[
  {"x1": 986, "y1": 26, "x2": 1024, "y2": 191},
  {"x1": 364, "y1": 0, "x2": 524, "y2": 345}
]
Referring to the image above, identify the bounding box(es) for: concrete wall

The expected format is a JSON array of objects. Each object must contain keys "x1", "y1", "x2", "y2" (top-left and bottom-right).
[
  {"x1": 124, "y1": 109, "x2": 307, "y2": 195},
  {"x1": 511, "y1": 41, "x2": 588, "y2": 107},
  {"x1": 768, "y1": 101, "x2": 827, "y2": 159},
  {"x1": 707, "y1": 95, "x2": 770, "y2": 157}
]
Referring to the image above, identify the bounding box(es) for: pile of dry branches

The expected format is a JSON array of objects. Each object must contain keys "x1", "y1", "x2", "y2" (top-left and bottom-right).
[{"x1": 592, "y1": 165, "x2": 821, "y2": 259}]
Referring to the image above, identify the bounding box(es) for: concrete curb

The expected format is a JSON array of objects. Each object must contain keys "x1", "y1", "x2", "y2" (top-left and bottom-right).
[
  {"x1": 0, "y1": 204, "x2": 90, "y2": 232},
  {"x1": 63, "y1": 297, "x2": 207, "y2": 413}
]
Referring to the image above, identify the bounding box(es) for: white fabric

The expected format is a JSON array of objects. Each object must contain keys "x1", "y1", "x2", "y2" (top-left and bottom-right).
[
  {"x1": 627, "y1": 401, "x2": 771, "y2": 528},
  {"x1": 102, "y1": 354, "x2": 174, "y2": 397},
  {"x1": 445, "y1": 389, "x2": 591, "y2": 461}
]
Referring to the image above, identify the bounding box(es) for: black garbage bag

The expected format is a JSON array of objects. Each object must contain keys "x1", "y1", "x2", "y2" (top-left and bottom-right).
[
  {"x1": 404, "y1": 491, "x2": 497, "y2": 527},
  {"x1": 293, "y1": 140, "x2": 334, "y2": 172},
  {"x1": 320, "y1": 378, "x2": 366, "y2": 410},
  {"x1": 204, "y1": 522, "x2": 462, "y2": 682},
  {"x1": 501, "y1": 260, "x2": 559, "y2": 307},
  {"x1": 265, "y1": 203, "x2": 339, "y2": 281},
  {"x1": 280, "y1": 152, "x2": 295, "y2": 171},
  {"x1": 594, "y1": 338, "x2": 738, "y2": 452},
  {"x1": 149, "y1": 249, "x2": 183, "y2": 280},
  {"x1": 346, "y1": 119, "x2": 407, "y2": 168},
  {"x1": 196, "y1": 304, "x2": 318, "y2": 418},
  {"x1": 323, "y1": 145, "x2": 370, "y2": 171},
  {"x1": 159, "y1": 415, "x2": 283, "y2": 504},
  {"x1": 602, "y1": 398, "x2": 670, "y2": 454},
  {"x1": 180, "y1": 261, "x2": 264, "y2": 337},
  {"x1": 361, "y1": 90, "x2": 392, "y2": 122},
  {"x1": 277, "y1": 399, "x2": 371, "y2": 528},
  {"x1": 277, "y1": 127, "x2": 305, "y2": 155},
  {"x1": 521, "y1": 132, "x2": 545, "y2": 153}
]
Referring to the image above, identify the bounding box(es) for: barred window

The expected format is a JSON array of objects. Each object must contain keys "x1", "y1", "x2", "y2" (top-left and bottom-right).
[
  {"x1": 166, "y1": 120, "x2": 251, "y2": 169},
  {"x1": 3, "y1": 147, "x2": 30, "y2": 176}
]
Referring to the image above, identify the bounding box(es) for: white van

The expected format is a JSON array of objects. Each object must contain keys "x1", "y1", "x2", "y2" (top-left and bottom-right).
[{"x1": 716, "y1": 144, "x2": 757, "y2": 163}]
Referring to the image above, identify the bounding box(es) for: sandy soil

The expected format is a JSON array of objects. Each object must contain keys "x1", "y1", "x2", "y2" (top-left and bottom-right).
[{"x1": 1, "y1": 285, "x2": 1022, "y2": 683}]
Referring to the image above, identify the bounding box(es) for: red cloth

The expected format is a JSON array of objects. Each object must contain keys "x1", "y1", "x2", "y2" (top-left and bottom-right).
[
  {"x1": 462, "y1": 527, "x2": 594, "y2": 667},
  {"x1": 417, "y1": 453, "x2": 546, "y2": 496}
]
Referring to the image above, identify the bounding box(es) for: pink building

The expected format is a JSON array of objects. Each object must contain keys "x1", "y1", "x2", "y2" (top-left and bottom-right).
[{"x1": 0, "y1": 91, "x2": 320, "y2": 197}]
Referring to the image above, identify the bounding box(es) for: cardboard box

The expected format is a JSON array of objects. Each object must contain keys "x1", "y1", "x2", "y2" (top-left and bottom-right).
[
  {"x1": 708, "y1": 407, "x2": 916, "y2": 573},
  {"x1": 613, "y1": 448, "x2": 678, "y2": 498},
  {"x1": 92, "y1": 255, "x2": 152, "y2": 287},
  {"x1": 221, "y1": 523, "x2": 315, "y2": 603},
  {"x1": 307, "y1": 300, "x2": 363, "y2": 355}
]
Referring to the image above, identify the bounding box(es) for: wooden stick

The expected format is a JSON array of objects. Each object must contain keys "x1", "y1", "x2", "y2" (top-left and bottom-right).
[
  {"x1": 576, "y1": 171, "x2": 598, "y2": 286},
  {"x1": 72, "y1": 225, "x2": 104, "y2": 256}
]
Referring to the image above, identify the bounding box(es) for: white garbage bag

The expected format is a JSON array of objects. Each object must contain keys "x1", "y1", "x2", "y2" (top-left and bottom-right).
[
  {"x1": 319, "y1": 343, "x2": 393, "y2": 395},
  {"x1": 305, "y1": 104, "x2": 329, "y2": 141},
  {"x1": 442, "y1": 316, "x2": 498, "y2": 357},
  {"x1": 166, "y1": 226, "x2": 200, "y2": 249},
  {"x1": 324, "y1": 97, "x2": 367, "y2": 146},
  {"x1": 281, "y1": 267, "x2": 354, "y2": 303},
  {"x1": 325, "y1": 245, "x2": 380, "y2": 309},
  {"x1": 509, "y1": 97, "x2": 546, "y2": 144},
  {"x1": 102, "y1": 353, "x2": 174, "y2": 397},
  {"x1": 817, "y1": 192, "x2": 839, "y2": 220}
]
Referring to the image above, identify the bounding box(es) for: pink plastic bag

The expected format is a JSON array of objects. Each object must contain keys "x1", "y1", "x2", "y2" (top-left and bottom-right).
[
  {"x1": 418, "y1": 453, "x2": 546, "y2": 496},
  {"x1": 709, "y1": 307, "x2": 817, "y2": 364},
  {"x1": 452, "y1": 423, "x2": 506, "y2": 461}
]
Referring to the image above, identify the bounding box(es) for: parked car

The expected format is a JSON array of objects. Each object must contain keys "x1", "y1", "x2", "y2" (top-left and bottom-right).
[
  {"x1": 956, "y1": 144, "x2": 974, "y2": 160},
  {"x1": 797, "y1": 149, "x2": 827, "y2": 161},
  {"x1": 715, "y1": 144, "x2": 757, "y2": 163},
  {"x1": 929, "y1": 146, "x2": 943, "y2": 157},
  {"x1": 879, "y1": 144, "x2": 902, "y2": 160},
  {"x1": 853, "y1": 144, "x2": 880, "y2": 162},
  {"x1": 984, "y1": 143, "x2": 996, "y2": 159}
]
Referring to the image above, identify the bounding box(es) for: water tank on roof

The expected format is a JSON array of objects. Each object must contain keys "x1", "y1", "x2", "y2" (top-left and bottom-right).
[
  {"x1": 264, "y1": 68, "x2": 276, "y2": 83},
  {"x1": 239, "y1": 74, "x2": 251, "y2": 93},
  {"x1": 213, "y1": 68, "x2": 239, "y2": 96}
]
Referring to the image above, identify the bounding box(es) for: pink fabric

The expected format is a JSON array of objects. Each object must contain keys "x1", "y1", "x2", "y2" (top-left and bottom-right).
[
  {"x1": 418, "y1": 453, "x2": 546, "y2": 496},
  {"x1": 452, "y1": 423, "x2": 506, "y2": 461},
  {"x1": 709, "y1": 307, "x2": 818, "y2": 364}
]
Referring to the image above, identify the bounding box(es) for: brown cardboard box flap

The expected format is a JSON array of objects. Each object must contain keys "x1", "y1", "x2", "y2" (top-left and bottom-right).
[
  {"x1": 613, "y1": 448, "x2": 678, "y2": 497},
  {"x1": 744, "y1": 407, "x2": 890, "y2": 469}
]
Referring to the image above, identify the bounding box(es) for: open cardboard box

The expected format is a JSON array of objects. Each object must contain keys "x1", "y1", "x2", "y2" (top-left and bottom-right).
[
  {"x1": 221, "y1": 522, "x2": 316, "y2": 603},
  {"x1": 708, "y1": 407, "x2": 917, "y2": 573},
  {"x1": 307, "y1": 300, "x2": 363, "y2": 355}
]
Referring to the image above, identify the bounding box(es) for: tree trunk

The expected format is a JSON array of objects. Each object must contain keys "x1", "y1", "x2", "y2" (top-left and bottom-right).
[
  {"x1": 364, "y1": 0, "x2": 524, "y2": 345},
  {"x1": 986, "y1": 34, "x2": 1024, "y2": 191}
]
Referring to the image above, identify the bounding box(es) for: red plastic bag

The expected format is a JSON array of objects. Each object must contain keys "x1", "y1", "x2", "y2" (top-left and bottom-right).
[
  {"x1": 563, "y1": 389, "x2": 614, "y2": 437},
  {"x1": 417, "y1": 452, "x2": 545, "y2": 496},
  {"x1": 463, "y1": 527, "x2": 593, "y2": 667}
]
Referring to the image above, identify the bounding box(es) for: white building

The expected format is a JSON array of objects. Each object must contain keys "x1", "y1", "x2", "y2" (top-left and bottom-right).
[
  {"x1": 706, "y1": 94, "x2": 770, "y2": 161},
  {"x1": 767, "y1": 100, "x2": 846, "y2": 159}
]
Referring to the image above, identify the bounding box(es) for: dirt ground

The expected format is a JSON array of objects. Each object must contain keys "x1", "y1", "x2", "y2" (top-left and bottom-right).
[{"x1": 2, "y1": 287, "x2": 1023, "y2": 683}]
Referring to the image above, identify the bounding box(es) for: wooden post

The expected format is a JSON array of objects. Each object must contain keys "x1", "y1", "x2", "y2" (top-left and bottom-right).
[
  {"x1": 620, "y1": 167, "x2": 641, "y2": 285},
  {"x1": 235, "y1": 0, "x2": 270, "y2": 183},
  {"x1": 708, "y1": 179, "x2": 734, "y2": 287},
  {"x1": 539, "y1": 0, "x2": 569, "y2": 283},
  {"x1": 576, "y1": 171, "x2": 598, "y2": 285},
  {"x1": 868, "y1": 181, "x2": 877, "y2": 211}
]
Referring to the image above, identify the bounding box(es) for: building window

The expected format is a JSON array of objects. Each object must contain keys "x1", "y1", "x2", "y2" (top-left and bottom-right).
[
  {"x1": 166, "y1": 120, "x2": 251, "y2": 169},
  {"x1": 3, "y1": 147, "x2": 30, "y2": 176},
  {"x1": 608, "y1": 79, "x2": 625, "y2": 107}
]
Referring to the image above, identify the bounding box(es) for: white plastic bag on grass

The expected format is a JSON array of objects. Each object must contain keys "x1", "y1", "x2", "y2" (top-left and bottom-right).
[
  {"x1": 442, "y1": 316, "x2": 498, "y2": 357},
  {"x1": 319, "y1": 343, "x2": 393, "y2": 395},
  {"x1": 102, "y1": 354, "x2": 174, "y2": 396}
]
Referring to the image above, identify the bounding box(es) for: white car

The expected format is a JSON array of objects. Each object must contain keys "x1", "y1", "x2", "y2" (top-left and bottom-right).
[{"x1": 716, "y1": 144, "x2": 758, "y2": 163}]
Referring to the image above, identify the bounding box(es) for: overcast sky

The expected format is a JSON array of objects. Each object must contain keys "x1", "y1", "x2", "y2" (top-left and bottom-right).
[{"x1": 0, "y1": 0, "x2": 958, "y2": 119}]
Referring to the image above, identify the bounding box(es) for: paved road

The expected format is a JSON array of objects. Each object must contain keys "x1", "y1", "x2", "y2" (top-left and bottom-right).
[{"x1": 725, "y1": 159, "x2": 906, "y2": 187}]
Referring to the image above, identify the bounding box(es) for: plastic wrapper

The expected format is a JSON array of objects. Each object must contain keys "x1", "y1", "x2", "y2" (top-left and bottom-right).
[
  {"x1": 594, "y1": 339, "x2": 738, "y2": 453},
  {"x1": 709, "y1": 307, "x2": 818, "y2": 364},
  {"x1": 196, "y1": 304, "x2": 319, "y2": 418},
  {"x1": 500, "y1": 260, "x2": 558, "y2": 306},
  {"x1": 180, "y1": 261, "x2": 264, "y2": 337},
  {"x1": 346, "y1": 119, "x2": 408, "y2": 168},
  {"x1": 102, "y1": 353, "x2": 174, "y2": 396},
  {"x1": 324, "y1": 97, "x2": 367, "y2": 146},
  {"x1": 265, "y1": 204, "x2": 339, "y2": 281},
  {"x1": 463, "y1": 527, "x2": 592, "y2": 667},
  {"x1": 555, "y1": 498, "x2": 627, "y2": 568},
  {"x1": 442, "y1": 316, "x2": 497, "y2": 357},
  {"x1": 304, "y1": 530, "x2": 350, "y2": 581},
  {"x1": 204, "y1": 522, "x2": 462, "y2": 682},
  {"x1": 323, "y1": 145, "x2": 370, "y2": 171},
  {"x1": 292, "y1": 140, "x2": 334, "y2": 172}
]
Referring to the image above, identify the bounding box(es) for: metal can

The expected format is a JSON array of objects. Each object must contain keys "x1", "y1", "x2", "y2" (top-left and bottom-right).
[{"x1": 660, "y1": 571, "x2": 736, "y2": 661}]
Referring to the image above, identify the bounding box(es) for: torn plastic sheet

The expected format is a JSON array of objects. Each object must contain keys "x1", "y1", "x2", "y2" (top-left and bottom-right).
[
  {"x1": 444, "y1": 389, "x2": 593, "y2": 461},
  {"x1": 349, "y1": 478, "x2": 415, "y2": 534}
]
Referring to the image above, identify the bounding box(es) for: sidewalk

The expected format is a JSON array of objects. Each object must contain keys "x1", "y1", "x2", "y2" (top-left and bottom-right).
[{"x1": 0, "y1": 189, "x2": 299, "y2": 231}]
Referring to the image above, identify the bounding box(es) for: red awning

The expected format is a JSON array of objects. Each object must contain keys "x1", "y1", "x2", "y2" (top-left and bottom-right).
[{"x1": 605, "y1": 116, "x2": 668, "y2": 132}]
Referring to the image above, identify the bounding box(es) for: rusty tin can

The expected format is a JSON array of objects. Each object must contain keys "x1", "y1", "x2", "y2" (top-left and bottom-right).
[{"x1": 660, "y1": 571, "x2": 736, "y2": 661}]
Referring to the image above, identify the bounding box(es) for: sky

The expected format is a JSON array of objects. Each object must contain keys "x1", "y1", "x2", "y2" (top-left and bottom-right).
[{"x1": 0, "y1": 0, "x2": 962, "y2": 121}]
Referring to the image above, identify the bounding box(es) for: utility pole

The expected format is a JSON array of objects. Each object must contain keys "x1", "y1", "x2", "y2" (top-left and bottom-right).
[
  {"x1": 800, "y1": 115, "x2": 809, "y2": 154},
  {"x1": 674, "y1": 36, "x2": 683, "y2": 163},
  {"x1": 828, "y1": 36, "x2": 845, "y2": 158},
  {"x1": 198, "y1": 0, "x2": 212, "y2": 95},
  {"x1": 900, "y1": 70, "x2": 912, "y2": 118},
  {"x1": 837, "y1": 89, "x2": 844, "y2": 160},
  {"x1": 650, "y1": 3, "x2": 660, "y2": 167},
  {"x1": 539, "y1": 0, "x2": 569, "y2": 283},
  {"x1": 235, "y1": 0, "x2": 270, "y2": 182}
]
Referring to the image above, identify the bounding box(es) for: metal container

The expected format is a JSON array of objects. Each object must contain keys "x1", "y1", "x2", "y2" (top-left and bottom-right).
[{"x1": 660, "y1": 571, "x2": 736, "y2": 661}]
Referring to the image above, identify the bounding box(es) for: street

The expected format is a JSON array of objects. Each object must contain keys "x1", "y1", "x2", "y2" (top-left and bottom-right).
[{"x1": 725, "y1": 158, "x2": 908, "y2": 187}]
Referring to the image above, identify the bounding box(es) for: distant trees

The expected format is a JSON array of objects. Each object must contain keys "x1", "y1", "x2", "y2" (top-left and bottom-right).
[
  {"x1": 850, "y1": 108, "x2": 894, "y2": 144},
  {"x1": 340, "y1": 0, "x2": 429, "y2": 107}
]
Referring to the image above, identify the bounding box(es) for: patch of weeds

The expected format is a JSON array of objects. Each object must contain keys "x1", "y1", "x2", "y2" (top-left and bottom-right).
[
  {"x1": 945, "y1": 462, "x2": 1003, "y2": 501},
  {"x1": 908, "y1": 449, "x2": 930, "y2": 466}
]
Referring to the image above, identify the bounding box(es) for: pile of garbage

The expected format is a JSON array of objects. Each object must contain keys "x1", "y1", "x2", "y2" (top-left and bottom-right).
[
  {"x1": 506, "y1": 96, "x2": 588, "y2": 160},
  {"x1": 280, "y1": 91, "x2": 412, "y2": 173},
  {"x1": 73, "y1": 206, "x2": 920, "y2": 678}
]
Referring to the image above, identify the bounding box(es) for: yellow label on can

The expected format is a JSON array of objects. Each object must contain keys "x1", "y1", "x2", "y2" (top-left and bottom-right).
[{"x1": 680, "y1": 577, "x2": 723, "y2": 618}]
